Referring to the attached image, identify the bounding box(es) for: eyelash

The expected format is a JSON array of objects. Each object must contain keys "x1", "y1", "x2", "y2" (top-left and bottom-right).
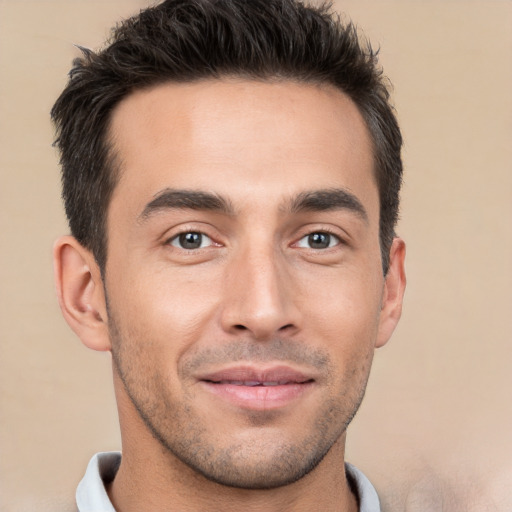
[
  {"x1": 294, "y1": 228, "x2": 344, "y2": 250},
  {"x1": 165, "y1": 226, "x2": 344, "y2": 253},
  {"x1": 166, "y1": 230, "x2": 218, "y2": 250}
]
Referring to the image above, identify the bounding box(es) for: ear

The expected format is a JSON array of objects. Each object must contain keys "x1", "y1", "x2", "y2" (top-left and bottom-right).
[
  {"x1": 376, "y1": 237, "x2": 406, "y2": 348},
  {"x1": 53, "y1": 236, "x2": 111, "y2": 351}
]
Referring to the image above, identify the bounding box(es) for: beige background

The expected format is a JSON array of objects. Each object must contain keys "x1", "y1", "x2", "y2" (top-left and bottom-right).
[{"x1": 1, "y1": 1, "x2": 511, "y2": 511}]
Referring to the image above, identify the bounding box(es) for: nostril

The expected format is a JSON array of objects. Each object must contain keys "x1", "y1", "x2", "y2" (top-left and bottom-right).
[{"x1": 234, "y1": 324, "x2": 248, "y2": 331}]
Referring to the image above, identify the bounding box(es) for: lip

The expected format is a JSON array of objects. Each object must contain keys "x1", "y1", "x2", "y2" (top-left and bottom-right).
[{"x1": 197, "y1": 365, "x2": 315, "y2": 411}]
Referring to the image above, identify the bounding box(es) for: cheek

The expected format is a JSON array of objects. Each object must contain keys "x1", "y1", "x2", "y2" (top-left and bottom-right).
[
  {"x1": 297, "y1": 268, "x2": 383, "y2": 393},
  {"x1": 301, "y1": 267, "x2": 383, "y2": 344},
  {"x1": 106, "y1": 262, "x2": 222, "y2": 357}
]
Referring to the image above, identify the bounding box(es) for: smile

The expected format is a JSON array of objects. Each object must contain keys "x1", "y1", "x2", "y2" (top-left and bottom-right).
[
  {"x1": 207, "y1": 380, "x2": 304, "y2": 386},
  {"x1": 198, "y1": 366, "x2": 316, "y2": 410}
]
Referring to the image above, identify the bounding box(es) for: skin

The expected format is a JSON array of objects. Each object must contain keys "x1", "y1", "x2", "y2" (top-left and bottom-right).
[{"x1": 54, "y1": 79, "x2": 406, "y2": 512}]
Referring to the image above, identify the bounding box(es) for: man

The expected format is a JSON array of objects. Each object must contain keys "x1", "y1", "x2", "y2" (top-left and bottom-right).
[{"x1": 51, "y1": 0, "x2": 406, "y2": 510}]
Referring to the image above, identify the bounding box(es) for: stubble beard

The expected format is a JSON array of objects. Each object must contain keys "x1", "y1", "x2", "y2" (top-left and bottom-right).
[{"x1": 108, "y1": 311, "x2": 373, "y2": 490}]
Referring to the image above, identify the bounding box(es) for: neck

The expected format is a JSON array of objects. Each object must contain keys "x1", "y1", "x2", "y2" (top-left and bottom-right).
[{"x1": 109, "y1": 376, "x2": 358, "y2": 512}]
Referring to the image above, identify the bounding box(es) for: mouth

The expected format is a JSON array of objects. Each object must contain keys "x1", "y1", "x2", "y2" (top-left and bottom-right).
[
  {"x1": 205, "y1": 380, "x2": 310, "y2": 386},
  {"x1": 197, "y1": 366, "x2": 315, "y2": 410}
]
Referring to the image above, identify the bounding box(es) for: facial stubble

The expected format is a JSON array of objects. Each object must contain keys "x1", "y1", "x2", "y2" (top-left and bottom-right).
[{"x1": 108, "y1": 307, "x2": 374, "y2": 490}]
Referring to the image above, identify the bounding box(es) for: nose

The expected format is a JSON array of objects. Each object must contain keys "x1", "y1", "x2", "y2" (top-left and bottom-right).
[{"x1": 220, "y1": 244, "x2": 301, "y2": 340}]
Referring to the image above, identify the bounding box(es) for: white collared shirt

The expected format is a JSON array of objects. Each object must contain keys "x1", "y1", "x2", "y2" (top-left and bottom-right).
[{"x1": 76, "y1": 452, "x2": 381, "y2": 512}]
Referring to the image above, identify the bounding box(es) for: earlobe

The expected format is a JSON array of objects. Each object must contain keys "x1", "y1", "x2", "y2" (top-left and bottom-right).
[
  {"x1": 53, "y1": 236, "x2": 111, "y2": 352},
  {"x1": 376, "y1": 237, "x2": 406, "y2": 348}
]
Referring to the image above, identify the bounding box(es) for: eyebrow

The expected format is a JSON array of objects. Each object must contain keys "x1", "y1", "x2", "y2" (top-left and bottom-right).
[
  {"x1": 288, "y1": 188, "x2": 368, "y2": 222},
  {"x1": 138, "y1": 187, "x2": 367, "y2": 223},
  {"x1": 139, "y1": 189, "x2": 235, "y2": 221}
]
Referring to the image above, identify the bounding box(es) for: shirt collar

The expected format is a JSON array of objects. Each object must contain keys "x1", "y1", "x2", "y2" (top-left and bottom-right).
[
  {"x1": 76, "y1": 452, "x2": 120, "y2": 512},
  {"x1": 77, "y1": 452, "x2": 380, "y2": 512}
]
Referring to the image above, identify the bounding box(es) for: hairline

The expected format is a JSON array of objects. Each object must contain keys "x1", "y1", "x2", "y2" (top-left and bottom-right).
[{"x1": 98, "y1": 75, "x2": 386, "y2": 274}]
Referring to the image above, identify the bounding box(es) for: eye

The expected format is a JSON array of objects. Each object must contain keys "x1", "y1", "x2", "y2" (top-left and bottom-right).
[
  {"x1": 296, "y1": 232, "x2": 340, "y2": 249},
  {"x1": 169, "y1": 232, "x2": 213, "y2": 250}
]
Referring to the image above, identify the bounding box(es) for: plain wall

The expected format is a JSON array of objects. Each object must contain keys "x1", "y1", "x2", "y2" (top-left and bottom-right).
[{"x1": 0, "y1": 1, "x2": 511, "y2": 511}]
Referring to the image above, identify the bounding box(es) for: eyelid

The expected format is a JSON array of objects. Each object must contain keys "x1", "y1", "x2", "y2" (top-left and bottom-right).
[
  {"x1": 168, "y1": 231, "x2": 214, "y2": 249},
  {"x1": 292, "y1": 224, "x2": 347, "y2": 247},
  {"x1": 295, "y1": 231, "x2": 341, "y2": 249},
  {"x1": 163, "y1": 223, "x2": 224, "y2": 249}
]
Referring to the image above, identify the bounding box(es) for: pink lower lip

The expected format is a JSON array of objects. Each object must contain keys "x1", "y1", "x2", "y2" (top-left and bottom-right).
[{"x1": 200, "y1": 381, "x2": 314, "y2": 410}]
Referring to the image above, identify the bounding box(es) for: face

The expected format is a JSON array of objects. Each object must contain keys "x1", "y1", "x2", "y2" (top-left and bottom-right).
[{"x1": 103, "y1": 80, "x2": 402, "y2": 488}]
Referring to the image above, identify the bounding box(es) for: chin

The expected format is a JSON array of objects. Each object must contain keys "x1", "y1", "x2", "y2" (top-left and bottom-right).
[{"x1": 179, "y1": 439, "x2": 332, "y2": 490}]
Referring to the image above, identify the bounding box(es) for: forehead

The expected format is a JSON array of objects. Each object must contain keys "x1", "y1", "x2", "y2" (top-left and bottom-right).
[{"x1": 108, "y1": 79, "x2": 376, "y2": 218}]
